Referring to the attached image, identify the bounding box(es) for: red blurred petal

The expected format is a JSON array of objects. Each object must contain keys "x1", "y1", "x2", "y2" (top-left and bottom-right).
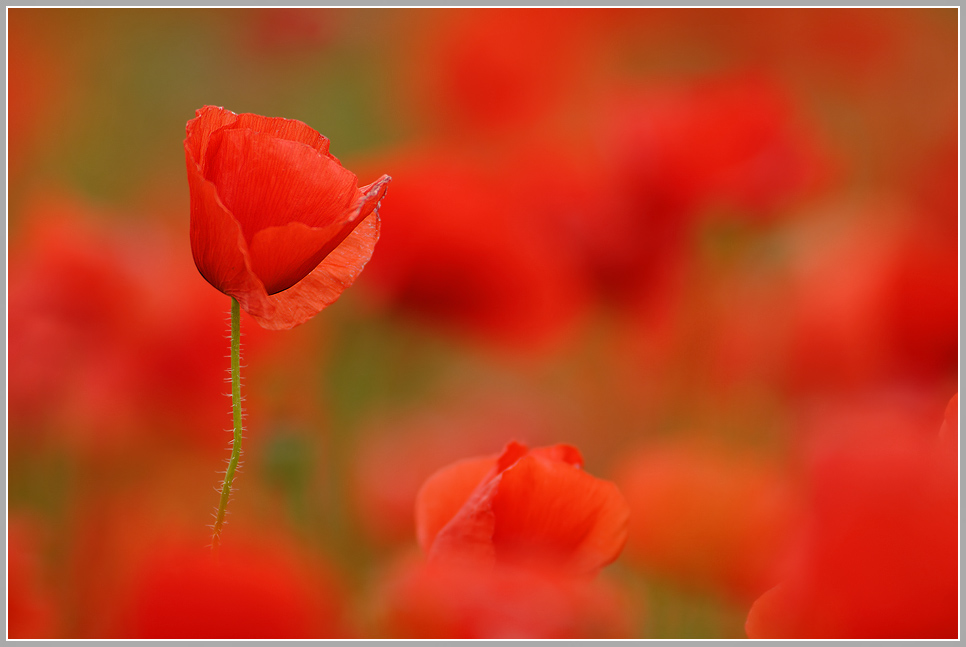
[
  {"x1": 528, "y1": 443, "x2": 584, "y2": 468},
  {"x1": 491, "y1": 453, "x2": 629, "y2": 576},
  {"x1": 426, "y1": 442, "x2": 629, "y2": 577},
  {"x1": 415, "y1": 455, "x2": 496, "y2": 554},
  {"x1": 745, "y1": 584, "x2": 797, "y2": 639},
  {"x1": 939, "y1": 393, "x2": 958, "y2": 448},
  {"x1": 376, "y1": 556, "x2": 635, "y2": 639},
  {"x1": 493, "y1": 440, "x2": 532, "y2": 472},
  {"x1": 745, "y1": 402, "x2": 959, "y2": 638},
  {"x1": 356, "y1": 148, "x2": 589, "y2": 351},
  {"x1": 104, "y1": 532, "x2": 349, "y2": 639}
]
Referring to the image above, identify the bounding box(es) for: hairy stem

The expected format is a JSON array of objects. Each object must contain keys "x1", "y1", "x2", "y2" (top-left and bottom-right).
[{"x1": 212, "y1": 297, "x2": 243, "y2": 552}]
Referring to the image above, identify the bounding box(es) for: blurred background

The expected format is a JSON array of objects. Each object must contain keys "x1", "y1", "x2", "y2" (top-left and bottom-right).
[{"x1": 7, "y1": 7, "x2": 959, "y2": 639}]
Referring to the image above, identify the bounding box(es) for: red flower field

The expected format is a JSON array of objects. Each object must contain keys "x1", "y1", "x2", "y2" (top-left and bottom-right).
[{"x1": 6, "y1": 7, "x2": 959, "y2": 640}]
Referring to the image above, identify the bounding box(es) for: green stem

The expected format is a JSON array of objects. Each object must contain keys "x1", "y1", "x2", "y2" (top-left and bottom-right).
[{"x1": 212, "y1": 297, "x2": 243, "y2": 552}]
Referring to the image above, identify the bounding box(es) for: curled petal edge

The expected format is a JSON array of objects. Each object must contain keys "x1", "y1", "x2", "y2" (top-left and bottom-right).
[{"x1": 242, "y1": 175, "x2": 391, "y2": 330}]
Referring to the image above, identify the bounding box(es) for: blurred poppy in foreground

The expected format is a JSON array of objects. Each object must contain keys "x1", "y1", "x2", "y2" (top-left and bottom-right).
[
  {"x1": 7, "y1": 195, "x2": 278, "y2": 454},
  {"x1": 375, "y1": 440, "x2": 634, "y2": 638},
  {"x1": 600, "y1": 72, "x2": 830, "y2": 221},
  {"x1": 374, "y1": 552, "x2": 634, "y2": 639},
  {"x1": 784, "y1": 205, "x2": 958, "y2": 393},
  {"x1": 185, "y1": 105, "x2": 391, "y2": 330},
  {"x1": 416, "y1": 441, "x2": 630, "y2": 576},
  {"x1": 97, "y1": 530, "x2": 349, "y2": 639},
  {"x1": 745, "y1": 393, "x2": 959, "y2": 638},
  {"x1": 612, "y1": 439, "x2": 798, "y2": 602},
  {"x1": 592, "y1": 72, "x2": 834, "y2": 307}
]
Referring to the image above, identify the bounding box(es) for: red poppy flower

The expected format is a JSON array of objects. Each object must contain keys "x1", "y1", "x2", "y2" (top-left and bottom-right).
[
  {"x1": 7, "y1": 193, "x2": 291, "y2": 454},
  {"x1": 598, "y1": 73, "x2": 834, "y2": 225},
  {"x1": 416, "y1": 441, "x2": 630, "y2": 577},
  {"x1": 784, "y1": 206, "x2": 958, "y2": 392},
  {"x1": 185, "y1": 105, "x2": 390, "y2": 330},
  {"x1": 744, "y1": 394, "x2": 959, "y2": 638}
]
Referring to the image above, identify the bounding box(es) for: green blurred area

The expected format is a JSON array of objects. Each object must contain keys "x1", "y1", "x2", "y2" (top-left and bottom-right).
[{"x1": 10, "y1": 9, "x2": 407, "y2": 221}]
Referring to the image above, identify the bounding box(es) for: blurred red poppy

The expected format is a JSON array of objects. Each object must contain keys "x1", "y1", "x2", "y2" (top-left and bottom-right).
[
  {"x1": 356, "y1": 147, "x2": 589, "y2": 352},
  {"x1": 416, "y1": 441, "x2": 630, "y2": 577},
  {"x1": 784, "y1": 205, "x2": 958, "y2": 393},
  {"x1": 107, "y1": 535, "x2": 349, "y2": 639},
  {"x1": 185, "y1": 105, "x2": 391, "y2": 330},
  {"x1": 7, "y1": 194, "x2": 290, "y2": 455},
  {"x1": 395, "y1": 9, "x2": 587, "y2": 136},
  {"x1": 612, "y1": 439, "x2": 798, "y2": 602},
  {"x1": 63, "y1": 463, "x2": 352, "y2": 640},
  {"x1": 575, "y1": 72, "x2": 834, "y2": 312},
  {"x1": 598, "y1": 73, "x2": 833, "y2": 225},
  {"x1": 374, "y1": 552, "x2": 635, "y2": 639},
  {"x1": 745, "y1": 393, "x2": 959, "y2": 638},
  {"x1": 939, "y1": 393, "x2": 957, "y2": 448},
  {"x1": 96, "y1": 536, "x2": 346, "y2": 640},
  {"x1": 240, "y1": 8, "x2": 342, "y2": 56}
]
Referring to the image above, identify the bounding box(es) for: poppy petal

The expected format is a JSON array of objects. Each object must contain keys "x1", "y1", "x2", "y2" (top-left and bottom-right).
[
  {"x1": 204, "y1": 128, "x2": 358, "y2": 241},
  {"x1": 415, "y1": 455, "x2": 496, "y2": 554},
  {"x1": 187, "y1": 105, "x2": 334, "y2": 166},
  {"x1": 428, "y1": 473, "x2": 501, "y2": 569},
  {"x1": 424, "y1": 442, "x2": 533, "y2": 565},
  {"x1": 248, "y1": 220, "x2": 351, "y2": 295},
  {"x1": 185, "y1": 105, "x2": 239, "y2": 170},
  {"x1": 493, "y1": 440, "x2": 532, "y2": 473},
  {"x1": 491, "y1": 454, "x2": 629, "y2": 576},
  {"x1": 248, "y1": 175, "x2": 387, "y2": 295},
  {"x1": 425, "y1": 442, "x2": 630, "y2": 577},
  {"x1": 232, "y1": 111, "x2": 334, "y2": 156},
  {"x1": 745, "y1": 584, "x2": 799, "y2": 638},
  {"x1": 529, "y1": 443, "x2": 583, "y2": 468},
  {"x1": 186, "y1": 147, "x2": 264, "y2": 299},
  {"x1": 244, "y1": 174, "x2": 390, "y2": 330}
]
